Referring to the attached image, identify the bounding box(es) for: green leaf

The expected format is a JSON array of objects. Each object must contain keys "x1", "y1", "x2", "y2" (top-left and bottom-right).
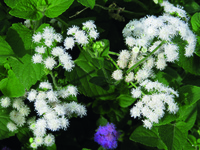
[
  {"x1": 117, "y1": 94, "x2": 136, "y2": 107},
  {"x1": 130, "y1": 126, "x2": 167, "y2": 149},
  {"x1": 96, "y1": 116, "x2": 108, "y2": 126},
  {"x1": 9, "y1": 0, "x2": 44, "y2": 20},
  {"x1": 191, "y1": 12, "x2": 200, "y2": 33},
  {"x1": 0, "y1": 36, "x2": 15, "y2": 62},
  {"x1": 158, "y1": 124, "x2": 187, "y2": 150},
  {"x1": 5, "y1": 23, "x2": 33, "y2": 58},
  {"x1": 45, "y1": 0, "x2": 74, "y2": 18},
  {"x1": 77, "y1": 0, "x2": 95, "y2": 9},
  {"x1": 17, "y1": 127, "x2": 32, "y2": 144},
  {"x1": 185, "y1": 1, "x2": 200, "y2": 14},
  {"x1": 9, "y1": 54, "x2": 45, "y2": 90},
  {"x1": 100, "y1": 39, "x2": 110, "y2": 57},
  {"x1": 4, "y1": 0, "x2": 19, "y2": 8},
  {"x1": 177, "y1": 104, "x2": 197, "y2": 131},
  {"x1": 0, "y1": 107, "x2": 17, "y2": 140},
  {"x1": 179, "y1": 85, "x2": 200, "y2": 106},
  {"x1": 0, "y1": 70, "x2": 25, "y2": 97},
  {"x1": 65, "y1": 51, "x2": 116, "y2": 100}
]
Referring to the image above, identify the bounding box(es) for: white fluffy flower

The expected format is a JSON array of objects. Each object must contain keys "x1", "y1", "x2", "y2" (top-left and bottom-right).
[
  {"x1": 74, "y1": 30, "x2": 88, "y2": 45},
  {"x1": 27, "y1": 89, "x2": 37, "y2": 102},
  {"x1": 66, "y1": 85, "x2": 78, "y2": 97},
  {"x1": 47, "y1": 118, "x2": 61, "y2": 131},
  {"x1": 130, "y1": 106, "x2": 141, "y2": 118},
  {"x1": 54, "y1": 104, "x2": 66, "y2": 116},
  {"x1": 142, "y1": 119, "x2": 153, "y2": 129},
  {"x1": 82, "y1": 20, "x2": 96, "y2": 30},
  {"x1": 39, "y1": 81, "x2": 52, "y2": 90},
  {"x1": 19, "y1": 105, "x2": 30, "y2": 116},
  {"x1": 36, "y1": 91, "x2": 46, "y2": 101},
  {"x1": 63, "y1": 61, "x2": 75, "y2": 72},
  {"x1": 34, "y1": 137, "x2": 44, "y2": 146},
  {"x1": 35, "y1": 46, "x2": 46, "y2": 54},
  {"x1": 112, "y1": 70, "x2": 123, "y2": 81},
  {"x1": 59, "y1": 117, "x2": 69, "y2": 130},
  {"x1": 64, "y1": 37, "x2": 75, "y2": 50},
  {"x1": 44, "y1": 134, "x2": 55, "y2": 146},
  {"x1": 54, "y1": 33, "x2": 63, "y2": 43},
  {"x1": 44, "y1": 57, "x2": 57, "y2": 70},
  {"x1": 67, "y1": 25, "x2": 79, "y2": 35},
  {"x1": 1, "y1": 97, "x2": 11, "y2": 108},
  {"x1": 89, "y1": 29, "x2": 99, "y2": 39},
  {"x1": 131, "y1": 88, "x2": 142, "y2": 98},
  {"x1": 46, "y1": 90, "x2": 58, "y2": 102},
  {"x1": 32, "y1": 54, "x2": 43, "y2": 64},
  {"x1": 125, "y1": 36, "x2": 135, "y2": 47},
  {"x1": 32, "y1": 32, "x2": 42, "y2": 43},
  {"x1": 51, "y1": 46, "x2": 65, "y2": 57},
  {"x1": 12, "y1": 98, "x2": 24, "y2": 110},
  {"x1": 125, "y1": 72, "x2": 134, "y2": 82},
  {"x1": 7, "y1": 122, "x2": 17, "y2": 132}
]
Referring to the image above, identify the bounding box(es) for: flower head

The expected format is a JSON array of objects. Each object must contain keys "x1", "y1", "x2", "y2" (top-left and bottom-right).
[{"x1": 94, "y1": 123, "x2": 120, "y2": 149}]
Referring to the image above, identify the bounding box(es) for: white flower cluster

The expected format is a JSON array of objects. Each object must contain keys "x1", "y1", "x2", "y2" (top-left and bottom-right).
[
  {"x1": 112, "y1": 1, "x2": 197, "y2": 83},
  {"x1": 1, "y1": 97, "x2": 31, "y2": 132},
  {"x1": 32, "y1": 26, "x2": 75, "y2": 71},
  {"x1": 130, "y1": 80, "x2": 179, "y2": 129},
  {"x1": 122, "y1": 1, "x2": 196, "y2": 68},
  {"x1": 26, "y1": 81, "x2": 87, "y2": 148},
  {"x1": 64, "y1": 20, "x2": 99, "y2": 50}
]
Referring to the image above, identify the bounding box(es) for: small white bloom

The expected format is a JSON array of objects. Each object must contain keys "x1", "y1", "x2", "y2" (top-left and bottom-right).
[
  {"x1": 64, "y1": 37, "x2": 75, "y2": 50},
  {"x1": 89, "y1": 29, "x2": 99, "y2": 39},
  {"x1": 39, "y1": 81, "x2": 52, "y2": 90},
  {"x1": 54, "y1": 33, "x2": 63, "y2": 43},
  {"x1": 131, "y1": 88, "x2": 142, "y2": 98},
  {"x1": 47, "y1": 118, "x2": 61, "y2": 131},
  {"x1": 63, "y1": 61, "x2": 75, "y2": 72},
  {"x1": 44, "y1": 57, "x2": 57, "y2": 70},
  {"x1": 19, "y1": 105, "x2": 30, "y2": 116},
  {"x1": 44, "y1": 134, "x2": 55, "y2": 147},
  {"x1": 32, "y1": 32, "x2": 42, "y2": 43},
  {"x1": 125, "y1": 72, "x2": 134, "y2": 82},
  {"x1": 59, "y1": 117, "x2": 69, "y2": 130},
  {"x1": 66, "y1": 85, "x2": 78, "y2": 97},
  {"x1": 51, "y1": 46, "x2": 65, "y2": 57},
  {"x1": 7, "y1": 122, "x2": 17, "y2": 132},
  {"x1": 82, "y1": 20, "x2": 96, "y2": 30},
  {"x1": 32, "y1": 54, "x2": 43, "y2": 64},
  {"x1": 36, "y1": 91, "x2": 46, "y2": 101},
  {"x1": 74, "y1": 30, "x2": 88, "y2": 45},
  {"x1": 125, "y1": 36, "x2": 135, "y2": 47},
  {"x1": 67, "y1": 25, "x2": 79, "y2": 35},
  {"x1": 46, "y1": 90, "x2": 58, "y2": 102},
  {"x1": 27, "y1": 89, "x2": 37, "y2": 102},
  {"x1": 44, "y1": 39, "x2": 53, "y2": 47},
  {"x1": 142, "y1": 119, "x2": 153, "y2": 129},
  {"x1": 30, "y1": 142, "x2": 38, "y2": 149},
  {"x1": 34, "y1": 137, "x2": 44, "y2": 146},
  {"x1": 54, "y1": 104, "x2": 66, "y2": 116},
  {"x1": 130, "y1": 106, "x2": 141, "y2": 118},
  {"x1": 112, "y1": 70, "x2": 123, "y2": 81},
  {"x1": 75, "y1": 104, "x2": 87, "y2": 118},
  {"x1": 1, "y1": 97, "x2": 11, "y2": 108},
  {"x1": 24, "y1": 19, "x2": 31, "y2": 28},
  {"x1": 12, "y1": 98, "x2": 24, "y2": 110},
  {"x1": 35, "y1": 46, "x2": 46, "y2": 54}
]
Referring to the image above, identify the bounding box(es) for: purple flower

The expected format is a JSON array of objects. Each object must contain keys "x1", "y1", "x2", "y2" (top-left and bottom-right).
[
  {"x1": 94, "y1": 123, "x2": 120, "y2": 149},
  {"x1": 2, "y1": 147, "x2": 11, "y2": 150}
]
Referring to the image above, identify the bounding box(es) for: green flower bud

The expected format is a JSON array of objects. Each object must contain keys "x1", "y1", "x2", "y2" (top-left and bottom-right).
[{"x1": 29, "y1": 137, "x2": 34, "y2": 143}]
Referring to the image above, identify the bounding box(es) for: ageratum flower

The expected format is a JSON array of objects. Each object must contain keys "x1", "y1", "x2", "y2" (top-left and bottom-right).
[{"x1": 94, "y1": 123, "x2": 120, "y2": 149}]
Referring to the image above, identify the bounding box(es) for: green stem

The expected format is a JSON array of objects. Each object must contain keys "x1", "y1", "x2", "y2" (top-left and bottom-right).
[
  {"x1": 56, "y1": 17, "x2": 69, "y2": 27},
  {"x1": 126, "y1": 40, "x2": 166, "y2": 74},
  {"x1": 109, "y1": 51, "x2": 119, "y2": 56},
  {"x1": 107, "y1": 55, "x2": 119, "y2": 69},
  {"x1": 95, "y1": 4, "x2": 145, "y2": 16},
  {"x1": 130, "y1": 82, "x2": 145, "y2": 96},
  {"x1": 50, "y1": 71, "x2": 58, "y2": 89}
]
